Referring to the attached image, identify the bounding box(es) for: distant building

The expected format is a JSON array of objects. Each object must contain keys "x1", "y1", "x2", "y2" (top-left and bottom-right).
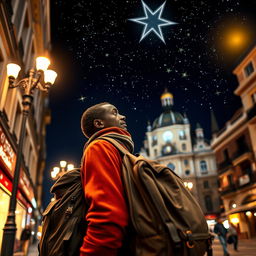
[
  {"x1": 0, "y1": 0, "x2": 51, "y2": 250},
  {"x1": 211, "y1": 45, "x2": 256, "y2": 239},
  {"x1": 140, "y1": 89, "x2": 220, "y2": 221}
]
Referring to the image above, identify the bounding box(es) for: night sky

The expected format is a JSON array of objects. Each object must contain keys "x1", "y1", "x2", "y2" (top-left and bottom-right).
[{"x1": 42, "y1": 0, "x2": 256, "y2": 207}]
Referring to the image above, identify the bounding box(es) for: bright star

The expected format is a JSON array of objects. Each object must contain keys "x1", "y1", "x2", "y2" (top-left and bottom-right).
[
  {"x1": 78, "y1": 96, "x2": 86, "y2": 102},
  {"x1": 129, "y1": 1, "x2": 177, "y2": 43}
]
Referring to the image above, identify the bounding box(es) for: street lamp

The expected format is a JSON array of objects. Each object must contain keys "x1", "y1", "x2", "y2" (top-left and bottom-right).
[
  {"x1": 184, "y1": 181, "x2": 193, "y2": 190},
  {"x1": 51, "y1": 160, "x2": 74, "y2": 180},
  {"x1": 1, "y1": 57, "x2": 57, "y2": 256}
]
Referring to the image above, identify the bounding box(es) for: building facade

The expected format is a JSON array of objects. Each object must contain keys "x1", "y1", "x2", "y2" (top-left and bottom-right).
[
  {"x1": 140, "y1": 90, "x2": 220, "y2": 223},
  {"x1": 0, "y1": 0, "x2": 51, "y2": 250},
  {"x1": 211, "y1": 46, "x2": 256, "y2": 239}
]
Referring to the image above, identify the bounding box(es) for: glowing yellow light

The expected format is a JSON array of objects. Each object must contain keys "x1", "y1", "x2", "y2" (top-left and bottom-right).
[{"x1": 230, "y1": 217, "x2": 239, "y2": 224}]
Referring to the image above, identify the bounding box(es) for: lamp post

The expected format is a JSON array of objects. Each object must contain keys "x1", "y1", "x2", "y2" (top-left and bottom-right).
[
  {"x1": 51, "y1": 160, "x2": 74, "y2": 180},
  {"x1": 1, "y1": 57, "x2": 57, "y2": 256}
]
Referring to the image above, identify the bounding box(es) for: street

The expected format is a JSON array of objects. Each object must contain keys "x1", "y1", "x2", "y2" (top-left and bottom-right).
[
  {"x1": 25, "y1": 238, "x2": 256, "y2": 256},
  {"x1": 209, "y1": 237, "x2": 256, "y2": 256}
]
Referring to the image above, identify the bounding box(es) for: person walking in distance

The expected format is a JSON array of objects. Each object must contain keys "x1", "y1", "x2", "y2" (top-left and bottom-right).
[
  {"x1": 214, "y1": 218, "x2": 230, "y2": 256},
  {"x1": 80, "y1": 102, "x2": 133, "y2": 256},
  {"x1": 228, "y1": 223, "x2": 238, "y2": 251}
]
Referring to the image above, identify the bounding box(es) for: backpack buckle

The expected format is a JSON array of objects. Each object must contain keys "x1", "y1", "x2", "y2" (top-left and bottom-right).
[{"x1": 185, "y1": 230, "x2": 195, "y2": 249}]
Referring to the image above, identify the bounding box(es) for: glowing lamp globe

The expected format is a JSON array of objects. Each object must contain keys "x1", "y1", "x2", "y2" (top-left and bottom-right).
[
  {"x1": 44, "y1": 70, "x2": 57, "y2": 85},
  {"x1": 7, "y1": 63, "x2": 21, "y2": 79},
  {"x1": 36, "y1": 57, "x2": 50, "y2": 72}
]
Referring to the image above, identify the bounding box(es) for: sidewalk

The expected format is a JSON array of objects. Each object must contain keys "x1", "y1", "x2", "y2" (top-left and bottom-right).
[
  {"x1": 25, "y1": 237, "x2": 256, "y2": 256},
  {"x1": 211, "y1": 237, "x2": 256, "y2": 256},
  {"x1": 28, "y1": 242, "x2": 38, "y2": 256}
]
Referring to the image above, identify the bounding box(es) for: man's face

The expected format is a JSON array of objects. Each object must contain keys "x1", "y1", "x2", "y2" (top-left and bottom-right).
[{"x1": 98, "y1": 104, "x2": 127, "y2": 130}]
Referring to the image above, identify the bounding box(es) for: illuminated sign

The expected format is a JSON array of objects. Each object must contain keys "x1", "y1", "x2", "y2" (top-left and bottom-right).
[{"x1": 0, "y1": 126, "x2": 16, "y2": 175}]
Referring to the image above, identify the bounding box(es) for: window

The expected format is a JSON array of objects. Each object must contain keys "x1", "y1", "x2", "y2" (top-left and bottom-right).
[
  {"x1": 152, "y1": 135, "x2": 157, "y2": 146},
  {"x1": 167, "y1": 163, "x2": 175, "y2": 170},
  {"x1": 244, "y1": 62, "x2": 254, "y2": 77},
  {"x1": 162, "y1": 145, "x2": 172, "y2": 155},
  {"x1": 204, "y1": 195, "x2": 213, "y2": 212},
  {"x1": 179, "y1": 130, "x2": 186, "y2": 140},
  {"x1": 200, "y1": 160, "x2": 208, "y2": 174},
  {"x1": 223, "y1": 149, "x2": 229, "y2": 161},
  {"x1": 154, "y1": 149, "x2": 157, "y2": 157},
  {"x1": 181, "y1": 143, "x2": 186, "y2": 151},
  {"x1": 184, "y1": 159, "x2": 189, "y2": 166},
  {"x1": 203, "y1": 180, "x2": 209, "y2": 188},
  {"x1": 185, "y1": 170, "x2": 190, "y2": 175}
]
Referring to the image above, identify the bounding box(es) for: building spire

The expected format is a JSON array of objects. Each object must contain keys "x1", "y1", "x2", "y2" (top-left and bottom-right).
[{"x1": 210, "y1": 109, "x2": 219, "y2": 134}]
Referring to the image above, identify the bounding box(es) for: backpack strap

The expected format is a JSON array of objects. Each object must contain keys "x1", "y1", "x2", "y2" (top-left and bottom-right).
[{"x1": 97, "y1": 136, "x2": 130, "y2": 155}]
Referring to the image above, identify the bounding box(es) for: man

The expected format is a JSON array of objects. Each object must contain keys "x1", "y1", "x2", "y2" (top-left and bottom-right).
[
  {"x1": 80, "y1": 102, "x2": 134, "y2": 256},
  {"x1": 214, "y1": 218, "x2": 230, "y2": 256}
]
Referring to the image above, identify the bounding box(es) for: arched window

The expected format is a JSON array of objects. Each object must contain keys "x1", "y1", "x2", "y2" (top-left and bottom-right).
[
  {"x1": 185, "y1": 170, "x2": 190, "y2": 176},
  {"x1": 205, "y1": 195, "x2": 213, "y2": 212},
  {"x1": 167, "y1": 163, "x2": 175, "y2": 171},
  {"x1": 200, "y1": 160, "x2": 208, "y2": 174}
]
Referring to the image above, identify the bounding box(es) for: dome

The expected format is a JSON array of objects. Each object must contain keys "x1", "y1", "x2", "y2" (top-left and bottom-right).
[
  {"x1": 161, "y1": 92, "x2": 173, "y2": 99},
  {"x1": 152, "y1": 110, "x2": 185, "y2": 130}
]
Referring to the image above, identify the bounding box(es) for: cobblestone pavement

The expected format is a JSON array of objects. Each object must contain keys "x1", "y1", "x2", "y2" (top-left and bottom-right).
[{"x1": 26, "y1": 238, "x2": 256, "y2": 256}]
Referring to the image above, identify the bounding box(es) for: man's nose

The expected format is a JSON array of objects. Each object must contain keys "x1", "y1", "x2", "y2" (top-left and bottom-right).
[{"x1": 119, "y1": 114, "x2": 126, "y2": 120}]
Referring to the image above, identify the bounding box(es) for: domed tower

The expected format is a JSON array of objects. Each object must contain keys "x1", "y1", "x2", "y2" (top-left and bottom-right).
[
  {"x1": 161, "y1": 88, "x2": 174, "y2": 111},
  {"x1": 152, "y1": 89, "x2": 186, "y2": 130}
]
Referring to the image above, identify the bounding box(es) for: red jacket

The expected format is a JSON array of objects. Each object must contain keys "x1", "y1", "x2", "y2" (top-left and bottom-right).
[{"x1": 80, "y1": 127, "x2": 130, "y2": 256}]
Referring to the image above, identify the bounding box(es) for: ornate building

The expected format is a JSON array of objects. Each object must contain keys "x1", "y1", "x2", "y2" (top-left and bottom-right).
[
  {"x1": 0, "y1": 0, "x2": 51, "y2": 250},
  {"x1": 140, "y1": 90, "x2": 220, "y2": 220},
  {"x1": 211, "y1": 45, "x2": 256, "y2": 239}
]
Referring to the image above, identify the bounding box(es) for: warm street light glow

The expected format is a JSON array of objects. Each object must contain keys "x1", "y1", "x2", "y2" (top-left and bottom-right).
[
  {"x1": 230, "y1": 217, "x2": 239, "y2": 224},
  {"x1": 67, "y1": 164, "x2": 74, "y2": 171},
  {"x1": 7, "y1": 63, "x2": 21, "y2": 79},
  {"x1": 51, "y1": 167, "x2": 60, "y2": 178},
  {"x1": 246, "y1": 211, "x2": 252, "y2": 217},
  {"x1": 232, "y1": 203, "x2": 237, "y2": 208},
  {"x1": 60, "y1": 160, "x2": 67, "y2": 168},
  {"x1": 36, "y1": 57, "x2": 50, "y2": 72},
  {"x1": 44, "y1": 70, "x2": 57, "y2": 84},
  {"x1": 187, "y1": 182, "x2": 193, "y2": 190},
  {"x1": 184, "y1": 181, "x2": 193, "y2": 190}
]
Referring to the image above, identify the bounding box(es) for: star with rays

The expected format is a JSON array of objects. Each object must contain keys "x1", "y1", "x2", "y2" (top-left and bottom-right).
[
  {"x1": 129, "y1": 1, "x2": 177, "y2": 43},
  {"x1": 78, "y1": 95, "x2": 86, "y2": 102}
]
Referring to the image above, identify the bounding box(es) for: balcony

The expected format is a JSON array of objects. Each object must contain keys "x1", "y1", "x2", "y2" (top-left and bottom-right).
[
  {"x1": 217, "y1": 159, "x2": 232, "y2": 173},
  {"x1": 219, "y1": 184, "x2": 236, "y2": 196},
  {"x1": 231, "y1": 147, "x2": 252, "y2": 164},
  {"x1": 220, "y1": 170, "x2": 256, "y2": 196}
]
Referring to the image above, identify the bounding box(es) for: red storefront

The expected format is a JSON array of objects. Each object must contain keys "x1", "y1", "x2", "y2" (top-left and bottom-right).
[{"x1": 0, "y1": 125, "x2": 35, "y2": 251}]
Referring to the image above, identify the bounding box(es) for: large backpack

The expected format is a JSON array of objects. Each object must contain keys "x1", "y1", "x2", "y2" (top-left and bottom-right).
[
  {"x1": 39, "y1": 136, "x2": 212, "y2": 256},
  {"x1": 38, "y1": 168, "x2": 87, "y2": 256},
  {"x1": 100, "y1": 136, "x2": 212, "y2": 256}
]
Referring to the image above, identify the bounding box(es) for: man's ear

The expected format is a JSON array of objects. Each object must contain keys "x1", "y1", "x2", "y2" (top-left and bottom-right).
[{"x1": 94, "y1": 119, "x2": 104, "y2": 129}]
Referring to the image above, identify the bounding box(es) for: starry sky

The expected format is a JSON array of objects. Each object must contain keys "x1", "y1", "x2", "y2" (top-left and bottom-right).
[{"x1": 42, "y1": 0, "x2": 256, "y2": 207}]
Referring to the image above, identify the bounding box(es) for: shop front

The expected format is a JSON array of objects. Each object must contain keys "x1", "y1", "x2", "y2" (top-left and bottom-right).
[
  {"x1": 226, "y1": 200, "x2": 256, "y2": 239},
  {"x1": 0, "y1": 125, "x2": 35, "y2": 252}
]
